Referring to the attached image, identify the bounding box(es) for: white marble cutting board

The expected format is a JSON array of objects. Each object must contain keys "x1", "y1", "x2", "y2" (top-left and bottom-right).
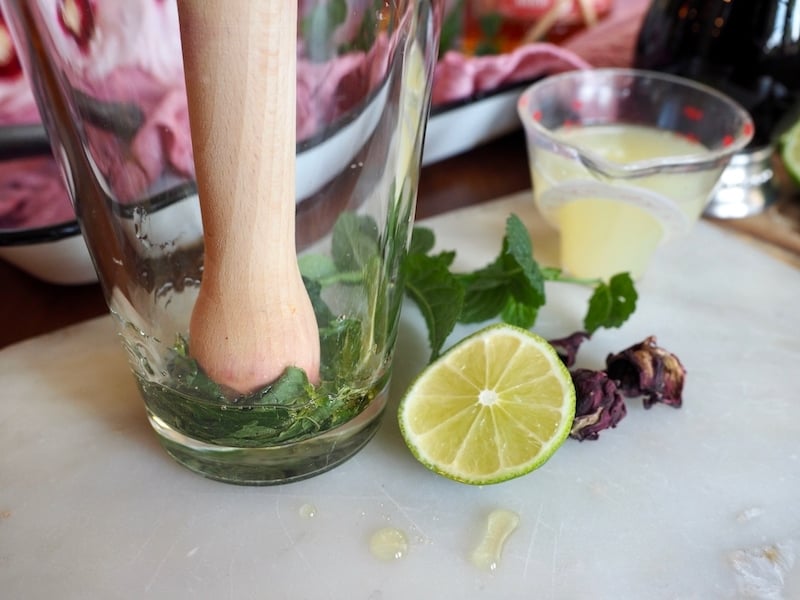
[{"x1": 2, "y1": 192, "x2": 799, "y2": 600}]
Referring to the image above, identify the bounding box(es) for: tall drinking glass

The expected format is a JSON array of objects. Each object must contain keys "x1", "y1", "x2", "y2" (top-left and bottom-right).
[{"x1": 3, "y1": 0, "x2": 441, "y2": 484}]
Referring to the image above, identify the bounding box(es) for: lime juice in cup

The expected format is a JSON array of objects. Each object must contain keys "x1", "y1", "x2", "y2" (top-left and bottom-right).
[{"x1": 518, "y1": 69, "x2": 754, "y2": 280}]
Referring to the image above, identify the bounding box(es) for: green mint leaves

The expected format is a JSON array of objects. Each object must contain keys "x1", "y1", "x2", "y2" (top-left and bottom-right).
[
  {"x1": 403, "y1": 228, "x2": 463, "y2": 362},
  {"x1": 458, "y1": 214, "x2": 546, "y2": 328},
  {"x1": 148, "y1": 211, "x2": 392, "y2": 449},
  {"x1": 584, "y1": 273, "x2": 638, "y2": 333},
  {"x1": 404, "y1": 214, "x2": 638, "y2": 360},
  {"x1": 149, "y1": 210, "x2": 638, "y2": 448}
]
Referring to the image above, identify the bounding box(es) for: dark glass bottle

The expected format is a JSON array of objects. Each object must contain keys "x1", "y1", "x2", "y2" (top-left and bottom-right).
[{"x1": 634, "y1": 0, "x2": 800, "y2": 148}]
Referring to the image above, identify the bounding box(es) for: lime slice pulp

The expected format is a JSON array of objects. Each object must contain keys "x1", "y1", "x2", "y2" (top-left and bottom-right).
[{"x1": 398, "y1": 324, "x2": 576, "y2": 485}]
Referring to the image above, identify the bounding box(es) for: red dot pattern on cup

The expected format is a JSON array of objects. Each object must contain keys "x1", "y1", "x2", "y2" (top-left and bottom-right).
[
  {"x1": 722, "y1": 134, "x2": 734, "y2": 146},
  {"x1": 682, "y1": 105, "x2": 704, "y2": 121},
  {"x1": 533, "y1": 110, "x2": 542, "y2": 122}
]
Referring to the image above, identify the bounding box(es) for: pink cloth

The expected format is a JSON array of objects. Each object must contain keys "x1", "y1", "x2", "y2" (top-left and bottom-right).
[
  {"x1": 80, "y1": 67, "x2": 193, "y2": 202},
  {"x1": 297, "y1": 33, "x2": 391, "y2": 142},
  {"x1": 429, "y1": 0, "x2": 650, "y2": 107},
  {"x1": 561, "y1": 0, "x2": 650, "y2": 67},
  {"x1": 0, "y1": 156, "x2": 74, "y2": 229},
  {"x1": 431, "y1": 43, "x2": 592, "y2": 106},
  {"x1": 0, "y1": 12, "x2": 73, "y2": 230}
]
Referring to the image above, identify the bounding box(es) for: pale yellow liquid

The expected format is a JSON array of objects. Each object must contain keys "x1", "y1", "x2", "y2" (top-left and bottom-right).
[
  {"x1": 369, "y1": 527, "x2": 408, "y2": 561},
  {"x1": 470, "y1": 509, "x2": 520, "y2": 572},
  {"x1": 531, "y1": 124, "x2": 719, "y2": 280}
]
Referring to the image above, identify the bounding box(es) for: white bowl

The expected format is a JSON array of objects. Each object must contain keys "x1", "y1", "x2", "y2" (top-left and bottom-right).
[
  {"x1": 0, "y1": 125, "x2": 96, "y2": 285},
  {"x1": 0, "y1": 219, "x2": 96, "y2": 284}
]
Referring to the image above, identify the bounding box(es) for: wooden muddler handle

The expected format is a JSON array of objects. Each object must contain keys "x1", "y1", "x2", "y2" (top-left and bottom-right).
[{"x1": 178, "y1": 1, "x2": 320, "y2": 393}]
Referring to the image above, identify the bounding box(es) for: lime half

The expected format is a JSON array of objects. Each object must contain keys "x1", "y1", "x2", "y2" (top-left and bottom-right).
[
  {"x1": 398, "y1": 324, "x2": 576, "y2": 485},
  {"x1": 780, "y1": 118, "x2": 800, "y2": 188}
]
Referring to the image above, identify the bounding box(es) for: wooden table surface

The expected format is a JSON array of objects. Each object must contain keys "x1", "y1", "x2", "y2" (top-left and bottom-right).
[{"x1": 1, "y1": 129, "x2": 798, "y2": 350}]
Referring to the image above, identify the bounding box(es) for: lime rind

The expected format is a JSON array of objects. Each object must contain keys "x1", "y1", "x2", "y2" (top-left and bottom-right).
[
  {"x1": 779, "y1": 118, "x2": 800, "y2": 189},
  {"x1": 398, "y1": 323, "x2": 576, "y2": 485}
]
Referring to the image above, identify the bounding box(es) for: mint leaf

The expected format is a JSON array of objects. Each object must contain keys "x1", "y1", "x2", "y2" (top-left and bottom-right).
[
  {"x1": 458, "y1": 259, "x2": 507, "y2": 323},
  {"x1": 404, "y1": 250, "x2": 463, "y2": 360},
  {"x1": 319, "y1": 315, "x2": 362, "y2": 381},
  {"x1": 459, "y1": 214, "x2": 545, "y2": 327},
  {"x1": 504, "y1": 213, "x2": 546, "y2": 305},
  {"x1": 408, "y1": 226, "x2": 436, "y2": 255},
  {"x1": 255, "y1": 366, "x2": 313, "y2": 407},
  {"x1": 403, "y1": 213, "x2": 638, "y2": 359},
  {"x1": 501, "y1": 297, "x2": 538, "y2": 329},
  {"x1": 332, "y1": 212, "x2": 380, "y2": 272},
  {"x1": 584, "y1": 273, "x2": 638, "y2": 334},
  {"x1": 298, "y1": 253, "x2": 337, "y2": 282}
]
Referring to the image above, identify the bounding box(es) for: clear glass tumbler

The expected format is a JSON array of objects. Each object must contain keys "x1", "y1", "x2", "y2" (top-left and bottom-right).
[{"x1": 4, "y1": 0, "x2": 440, "y2": 484}]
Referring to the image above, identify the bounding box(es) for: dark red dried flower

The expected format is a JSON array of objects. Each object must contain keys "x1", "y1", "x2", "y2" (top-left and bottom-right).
[
  {"x1": 569, "y1": 368, "x2": 627, "y2": 441},
  {"x1": 548, "y1": 331, "x2": 590, "y2": 368},
  {"x1": 57, "y1": 0, "x2": 95, "y2": 52},
  {"x1": 605, "y1": 336, "x2": 686, "y2": 409}
]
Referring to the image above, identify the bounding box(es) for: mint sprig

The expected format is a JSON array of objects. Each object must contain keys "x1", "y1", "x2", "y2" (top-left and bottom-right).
[
  {"x1": 404, "y1": 214, "x2": 638, "y2": 360},
  {"x1": 458, "y1": 214, "x2": 545, "y2": 328},
  {"x1": 403, "y1": 229, "x2": 463, "y2": 361}
]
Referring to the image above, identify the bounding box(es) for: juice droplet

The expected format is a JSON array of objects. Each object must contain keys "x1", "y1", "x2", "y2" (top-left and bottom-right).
[
  {"x1": 470, "y1": 509, "x2": 520, "y2": 572},
  {"x1": 298, "y1": 503, "x2": 317, "y2": 519},
  {"x1": 369, "y1": 527, "x2": 408, "y2": 561}
]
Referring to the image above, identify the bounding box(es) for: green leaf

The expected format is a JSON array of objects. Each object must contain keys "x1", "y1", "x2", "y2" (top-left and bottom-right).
[
  {"x1": 319, "y1": 316, "x2": 363, "y2": 382},
  {"x1": 504, "y1": 214, "x2": 545, "y2": 305},
  {"x1": 408, "y1": 226, "x2": 437, "y2": 256},
  {"x1": 332, "y1": 212, "x2": 380, "y2": 273},
  {"x1": 500, "y1": 296, "x2": 539, "y2": 329},
  {"x1": 140, "y1": 356, "x2": 373, "y2": 448},
  {"x1": 438, "y1": 0, "x2": 465, "y2": 57},
  {"x1": 302, "y1": 277, "x2": 337, "y2": 329},
  {"x1": 479, "y1": 13, "x2": 503, "y2": 38},
  {"x1": 458, "y1": 270, "x2": 507, "y2": 324},
  {"x1": 584, "y1": 273, "x2": 638, "y2": 334},
  {"x1": 458, "y1": 214, "x2": 546, "y2": 327},
  {"x1": 254, "y1": 366, "x2": 313, "y2": 406},
  {"x1": 404, "y1": 251, "x2": 464, "y2": 360},
  {"x1": 298, "y1": 253, "x2": 338, "y2": 282}
]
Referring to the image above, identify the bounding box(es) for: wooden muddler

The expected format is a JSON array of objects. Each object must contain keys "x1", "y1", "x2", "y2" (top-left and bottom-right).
[{"x1": 178, "y1": 2, "x2": 320, "y2": 393}]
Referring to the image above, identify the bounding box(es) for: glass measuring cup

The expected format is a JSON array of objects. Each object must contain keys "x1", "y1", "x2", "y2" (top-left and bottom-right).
[{"x1": 517, "y1": 68, "x2": 754, "y2": 280}]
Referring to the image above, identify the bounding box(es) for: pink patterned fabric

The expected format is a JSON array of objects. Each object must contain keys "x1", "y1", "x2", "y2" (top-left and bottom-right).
[
  {"x1": 431, "y1": 43, "x2": 591, "y2": 106},
  {"x1": 0, "y1": 156, "x2": 74, "y2": 229}
]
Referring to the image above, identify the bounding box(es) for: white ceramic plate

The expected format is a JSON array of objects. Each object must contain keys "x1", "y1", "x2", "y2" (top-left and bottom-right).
[{"x1": 422, "y1": 82, "x2": 529, "y2": 166}]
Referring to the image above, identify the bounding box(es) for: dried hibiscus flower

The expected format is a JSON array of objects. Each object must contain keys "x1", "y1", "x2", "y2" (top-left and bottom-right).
[
  {"x1": 605, "y1": 336, "x2": 686, "y2": 409},
  {"x1": 548, "y1": 331, "x2": 590, "y2": 368},
  {"x1": 569, "y1": 368, "x2": 627, "y2": 441}
]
